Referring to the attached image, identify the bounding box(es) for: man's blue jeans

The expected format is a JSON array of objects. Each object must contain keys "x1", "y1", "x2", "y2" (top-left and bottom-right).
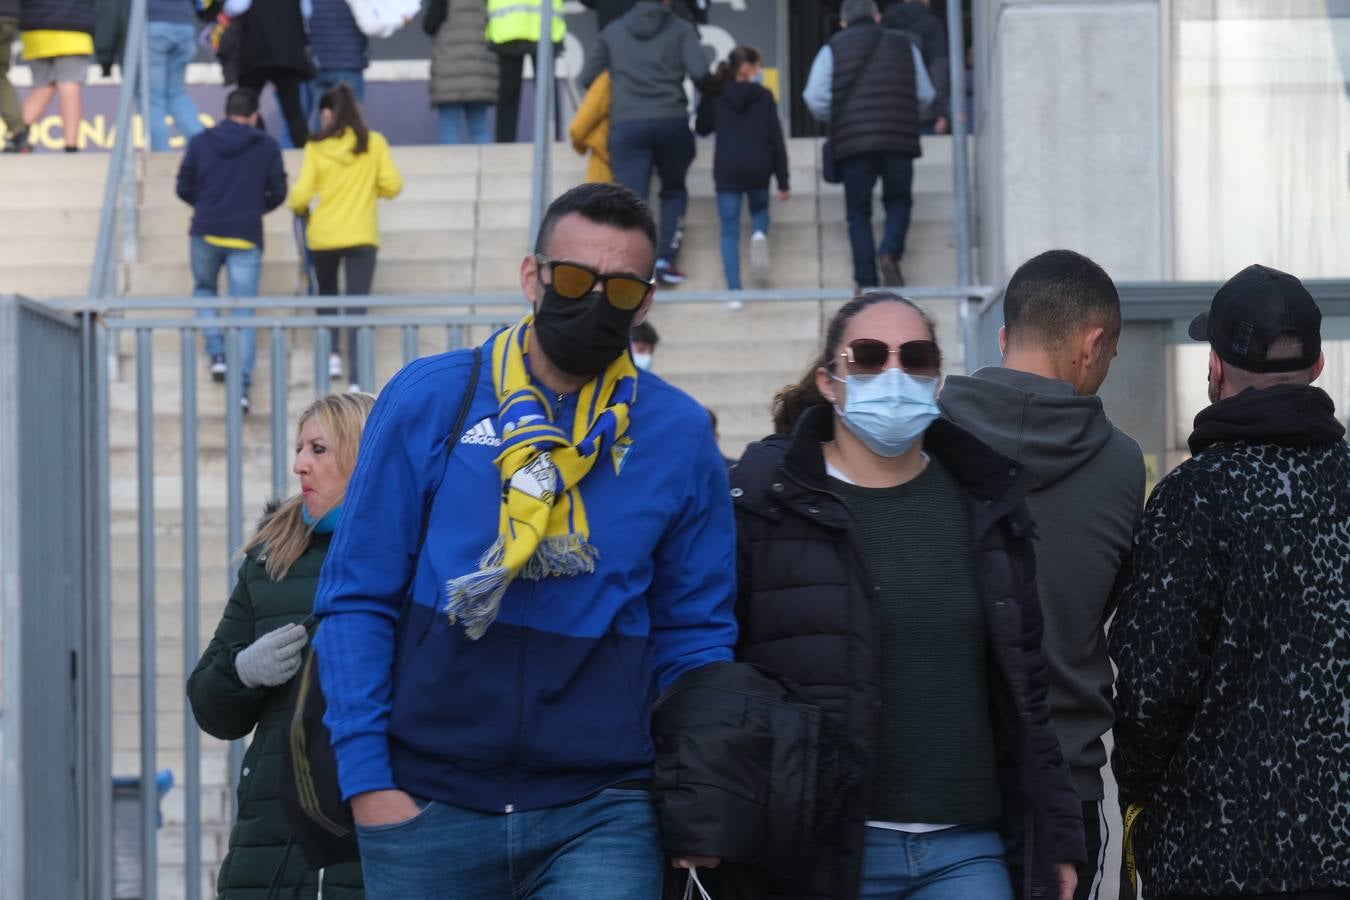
[
  {"x1": 859, "y1": 825, "x2": 1013, "y2": 900},
  {"x1": 837, "y1": 151, "x2": 915, "y2": 288},
  {"x1": 437, "y1": 101, "x2": 492, "y2": 144},
  {"x1": 355, "y1": 788, "x2": 663, "y2": 900},
  {"x1": 716, "y1": 189, "x2": 770, "y2": 290},
  {"x1": 609, "y1": 117, "x2": 695, "y2": 265},
  {"x1": 147, "y1": 21, "x2": 203, "y2": 151},
  {"x1": 190, "y1": 236, "x2": 260, "y2": 390}
]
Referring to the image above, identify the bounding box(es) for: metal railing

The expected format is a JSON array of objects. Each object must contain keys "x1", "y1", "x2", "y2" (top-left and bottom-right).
[
  {"x1": 88, "y1": 0, "x2": 148, "y2": 300},
  {"x1": 24, "y1": 278, "x2": 1350, "y2": 899},
  {"x1": 29, "y1": 285, "x2": 1006, "y2": 900}
]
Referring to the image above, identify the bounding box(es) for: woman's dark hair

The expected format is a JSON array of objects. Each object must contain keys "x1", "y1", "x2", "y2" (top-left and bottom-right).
[
  {"x1": 707, "y1": 45, "x2": 762, "y2": 95},
  {"x1": 314, "y1": 82, "x2": 370, "y2": 154},
  {"x1": 771, "y1": 291, "x2": 940, "y2": 434}
]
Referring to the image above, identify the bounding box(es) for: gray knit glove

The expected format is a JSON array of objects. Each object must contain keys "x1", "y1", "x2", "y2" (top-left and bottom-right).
[{"x1": 234, "y1": 623, "x2": 308, "y2": 688}]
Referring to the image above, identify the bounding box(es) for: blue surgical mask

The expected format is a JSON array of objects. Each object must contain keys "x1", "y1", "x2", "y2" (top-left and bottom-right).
[
  {"x1": 752, "y1": 71, "x2": 765, "y2": 85},
  {"x1": 832, "y1": 367, "x2": 940, "y2": 457}
]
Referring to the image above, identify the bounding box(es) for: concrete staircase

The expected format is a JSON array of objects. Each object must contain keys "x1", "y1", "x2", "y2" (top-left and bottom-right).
[{"x1": 2, "y1": 136, "x2": 969, "y2": 899}]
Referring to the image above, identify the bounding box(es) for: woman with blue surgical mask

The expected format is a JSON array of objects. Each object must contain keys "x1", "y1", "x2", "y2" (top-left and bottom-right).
[{"x1": 717, "y1": 292, "x2": 1084, "y2": 900}]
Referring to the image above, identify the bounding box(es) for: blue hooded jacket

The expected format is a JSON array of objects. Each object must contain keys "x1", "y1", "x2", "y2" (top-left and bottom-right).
[
  {"x1": 314, "y1": 334, "x2": 738, "y2": 812},
  {"x1": 175, "y1": 119, "x2": 287, "y2": 248}
]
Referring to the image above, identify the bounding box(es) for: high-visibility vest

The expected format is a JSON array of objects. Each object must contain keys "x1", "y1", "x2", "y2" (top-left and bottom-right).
[{"x1": 485, "y1": 0, "x2": 566, "y2": 46}]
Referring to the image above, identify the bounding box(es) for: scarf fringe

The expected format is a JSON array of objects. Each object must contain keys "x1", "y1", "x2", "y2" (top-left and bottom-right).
[{"x1": 444, "y1": 536, "x2": 600, "y2": 640}]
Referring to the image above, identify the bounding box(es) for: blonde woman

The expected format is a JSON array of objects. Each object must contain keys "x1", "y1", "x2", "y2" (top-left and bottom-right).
[{"x1": 188, "y1": 392, "x2": 374, "y2": 900}]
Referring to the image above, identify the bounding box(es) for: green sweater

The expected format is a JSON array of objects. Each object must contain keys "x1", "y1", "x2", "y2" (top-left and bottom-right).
[{"x1": 831, "y1": 458, "x2": 1002, "y2": 825}]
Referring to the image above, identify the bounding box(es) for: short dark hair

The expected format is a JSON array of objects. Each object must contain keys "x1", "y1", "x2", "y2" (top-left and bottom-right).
[
  {"x1": 841, "y1": 0, "x2": 879, "y2": 24},
  {"x1": 224, "y1": 88, "x2": 260, "y2": 119},
  {"x1": 630, "y1": 321, "x2": 659, "y2": 348},
  {"x1": 533, "y1": 183, "x2": 659, "y2": 263},
  {"x1": 1003, "y1": 250, "x2": 1121, "y2": 347}
]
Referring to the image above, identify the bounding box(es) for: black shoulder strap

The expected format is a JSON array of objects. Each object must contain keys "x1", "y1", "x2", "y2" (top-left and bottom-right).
[
  {"x1": 396, "y1": 345, "x2": 483, "y2": 650},
  {"x1": 832, "y1": 28, "x2": 885, "y2": 129},
  {"x1": 420, "y1": 344, "x2": 483, "y2": 547}
]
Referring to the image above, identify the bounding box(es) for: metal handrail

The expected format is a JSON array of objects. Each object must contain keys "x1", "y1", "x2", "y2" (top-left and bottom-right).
[
  {"x1": 88, "y1": 0, "x2": 149, "y2": 300},
  {"x1": 53, "y1": 285, "x2": 999, "y2": 314}
]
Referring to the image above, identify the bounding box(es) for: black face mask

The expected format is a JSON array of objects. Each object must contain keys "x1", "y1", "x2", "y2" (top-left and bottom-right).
[{"x1": 532, "y1": 282, "x2": 639, "y2": 378}]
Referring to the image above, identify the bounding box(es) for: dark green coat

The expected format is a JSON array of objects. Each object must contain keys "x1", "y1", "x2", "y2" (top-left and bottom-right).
[{"x1": 187, "y1": 530, "x2": 364, "y2": 900}]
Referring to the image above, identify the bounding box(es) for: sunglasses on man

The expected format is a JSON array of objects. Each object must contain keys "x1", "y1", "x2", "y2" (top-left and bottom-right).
[
  {"x1": 838, "y1": 338, "x2": 943, "y2": 378},
  {"x1": 536, "y1": 257, "x2": 655, "y2": 311}
]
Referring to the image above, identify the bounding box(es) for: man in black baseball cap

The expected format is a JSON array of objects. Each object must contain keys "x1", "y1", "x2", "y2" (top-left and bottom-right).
[
  {"x1": 1188, "y1": 263, "x2": 1324, "y2": 400},
  {"x1": 1109, "y1": 263, "x2": 1350, "y2": 899}
]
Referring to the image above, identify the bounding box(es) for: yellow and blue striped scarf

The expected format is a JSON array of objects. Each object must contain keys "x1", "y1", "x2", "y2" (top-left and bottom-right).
[{"x1": 445, "y1": 315, "x2": 638, "y2": 638}]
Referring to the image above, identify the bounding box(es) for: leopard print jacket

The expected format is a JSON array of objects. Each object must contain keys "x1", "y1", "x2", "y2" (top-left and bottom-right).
[{"x1": 1109, "y1": 437, "x2": 1350, "y2": 896}]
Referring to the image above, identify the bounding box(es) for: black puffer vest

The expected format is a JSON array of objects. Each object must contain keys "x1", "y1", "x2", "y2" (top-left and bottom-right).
[
  {"x1": 828, "y1": 21, "x2": 921, "y2": 161},
  {"x1": 724, "y1": 406, "x2": 1084, "y2": 900}
]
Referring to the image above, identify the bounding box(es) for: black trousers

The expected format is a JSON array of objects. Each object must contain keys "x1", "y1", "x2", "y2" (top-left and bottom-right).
[
  {"x1": 238, "y1": 67, "x2": 309, "y2": 147},
  {"x1": 1076, "y1": 800, "x2": 1105, "y2": 900},
  {"x1": 313, "y1": 245, "x2": 377, "y2": 384},
  {"x1": 495, "y1": 49, "x2": 560, "y2": 143}
]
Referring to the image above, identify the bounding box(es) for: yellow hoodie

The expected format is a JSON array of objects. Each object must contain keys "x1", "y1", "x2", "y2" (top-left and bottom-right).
[{"x1": 288, "y1": 128, "x2": 403, "y2": 251}]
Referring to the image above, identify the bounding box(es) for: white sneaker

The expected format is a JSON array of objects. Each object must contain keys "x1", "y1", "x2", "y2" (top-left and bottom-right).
[
  {"x1": 724, "y1": 299, "x2": 745, "y2": 312},
  {"x1": 749, "y1": 231, "x2": 770, "y2": 281},
  {"x1": 347, "y1": 383, "x2": 363, "y2": 394},
  {"x1": 328, "y1": 352, "x2": 344, "y2": 379}
]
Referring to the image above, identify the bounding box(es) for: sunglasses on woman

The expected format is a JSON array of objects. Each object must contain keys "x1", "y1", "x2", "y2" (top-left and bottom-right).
[
  {"x1": 536, "y1": 257, "x2": 655, "y2": 311},
  {"x1": 838, "y1": 338, "x2": 942, "y2": 377}
]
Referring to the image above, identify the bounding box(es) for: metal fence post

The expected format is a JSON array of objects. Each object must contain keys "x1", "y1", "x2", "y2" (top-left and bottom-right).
[
  {"x1": 180, "y1": 329, "x2": 201, "y2": 900},
  {"x1": 948, "y1": 0, "x2": 973, "y2": 290},
  {"x1": 527, "y1": 0, "x2": 557, "y2": 250},
  {"x1": 134, "y1": 328, "x2": 158, "y2": 900}
]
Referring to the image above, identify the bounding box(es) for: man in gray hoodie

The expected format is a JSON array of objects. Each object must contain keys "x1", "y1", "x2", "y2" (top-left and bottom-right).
[
  {"x1": 579, "y1": 0, "x2": 709, "y2": 286},
  {"x1": 939, "y1": 249, "x2": 1145, "y2": 900}
]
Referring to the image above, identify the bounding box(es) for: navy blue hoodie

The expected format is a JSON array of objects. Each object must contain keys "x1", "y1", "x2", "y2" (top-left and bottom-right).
[
  {"x1": 175, "y1": 120, "x2": 287, "y2": 248},
  {"x1": 695, "y1": 80, "x2": 789, "y2": 194}
]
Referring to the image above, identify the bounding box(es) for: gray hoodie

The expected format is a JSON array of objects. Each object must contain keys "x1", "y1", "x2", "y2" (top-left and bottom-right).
[
  {"x1": 939, "y1": 367, "x2": 1145, "y2": 801},
  {"x1": 579, "y1": 0, "x2": 709, "y2": 125}
]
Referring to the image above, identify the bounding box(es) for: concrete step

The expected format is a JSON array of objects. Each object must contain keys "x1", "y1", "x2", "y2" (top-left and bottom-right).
[
  {"x1": 137, "y1": 199, "x2": 482, "y2": 239},
  {"x1": 1, "y1": 264, "x2": 96, "y2": 298},
  {"x1": 124, "y1": 258, "x2": 474, "y2": 297}
]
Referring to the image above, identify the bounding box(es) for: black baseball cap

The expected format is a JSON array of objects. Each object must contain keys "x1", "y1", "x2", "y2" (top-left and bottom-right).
[{"x1": 1188, "y1": 264, "x2": 1321, "y2": 373}]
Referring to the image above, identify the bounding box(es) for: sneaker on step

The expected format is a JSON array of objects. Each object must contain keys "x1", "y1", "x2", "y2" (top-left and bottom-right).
[
  {"x1": 329, "y1": 352, "x2": 344, "y2": 379},
  {"x1": 347, "y1": 383, "x2": 363, "y2": 394},
  {"x1": 749, "y1": 231, "x2": 770, "y2": 281},
  {"x1": 240, "y1": 395, "x2": 251, "y2": 414},
  {"x1": 724, "y1": 299, "x2": 744, "y2": 311},
  {"x1": 654, "y1": 259, "x2": 687, "y2": 287},
  {"x1": 878, "y1": 253, "x2": 904, "y2": 287},
  {"x1": 210, "y1": 354, "x2": 227, "y2": 382}
]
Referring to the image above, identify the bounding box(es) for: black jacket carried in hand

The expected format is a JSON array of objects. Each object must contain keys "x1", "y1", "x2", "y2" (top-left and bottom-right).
[
  {"x1": 237, "y1": 0, "x2": 310, "y2": 76},
  {"x1": 696, "y1": 80, "x2": 789, "y2": 194},
  {"x1": 651, "y1": 662, "x2": 864, "y2": 884},
  {"x1": 728, "y1": 406, "x2": 1085, "y2": 900},
  {"x1": 1111, "y1": 384, "x2": 1350, "y2": 896}
]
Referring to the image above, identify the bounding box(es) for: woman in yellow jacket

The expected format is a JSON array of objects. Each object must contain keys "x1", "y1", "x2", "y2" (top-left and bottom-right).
[
  {"x1": 569, "y1": 69, "x2": 611, "y2": 183},
  {"x1": 288, "y1": 83, "x2": 403, "y2": 392}
]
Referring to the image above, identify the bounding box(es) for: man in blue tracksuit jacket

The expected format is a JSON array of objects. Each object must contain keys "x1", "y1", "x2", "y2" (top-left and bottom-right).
[{"x1": 313, "y1": 181, "x2": 738, "y2": 898}]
